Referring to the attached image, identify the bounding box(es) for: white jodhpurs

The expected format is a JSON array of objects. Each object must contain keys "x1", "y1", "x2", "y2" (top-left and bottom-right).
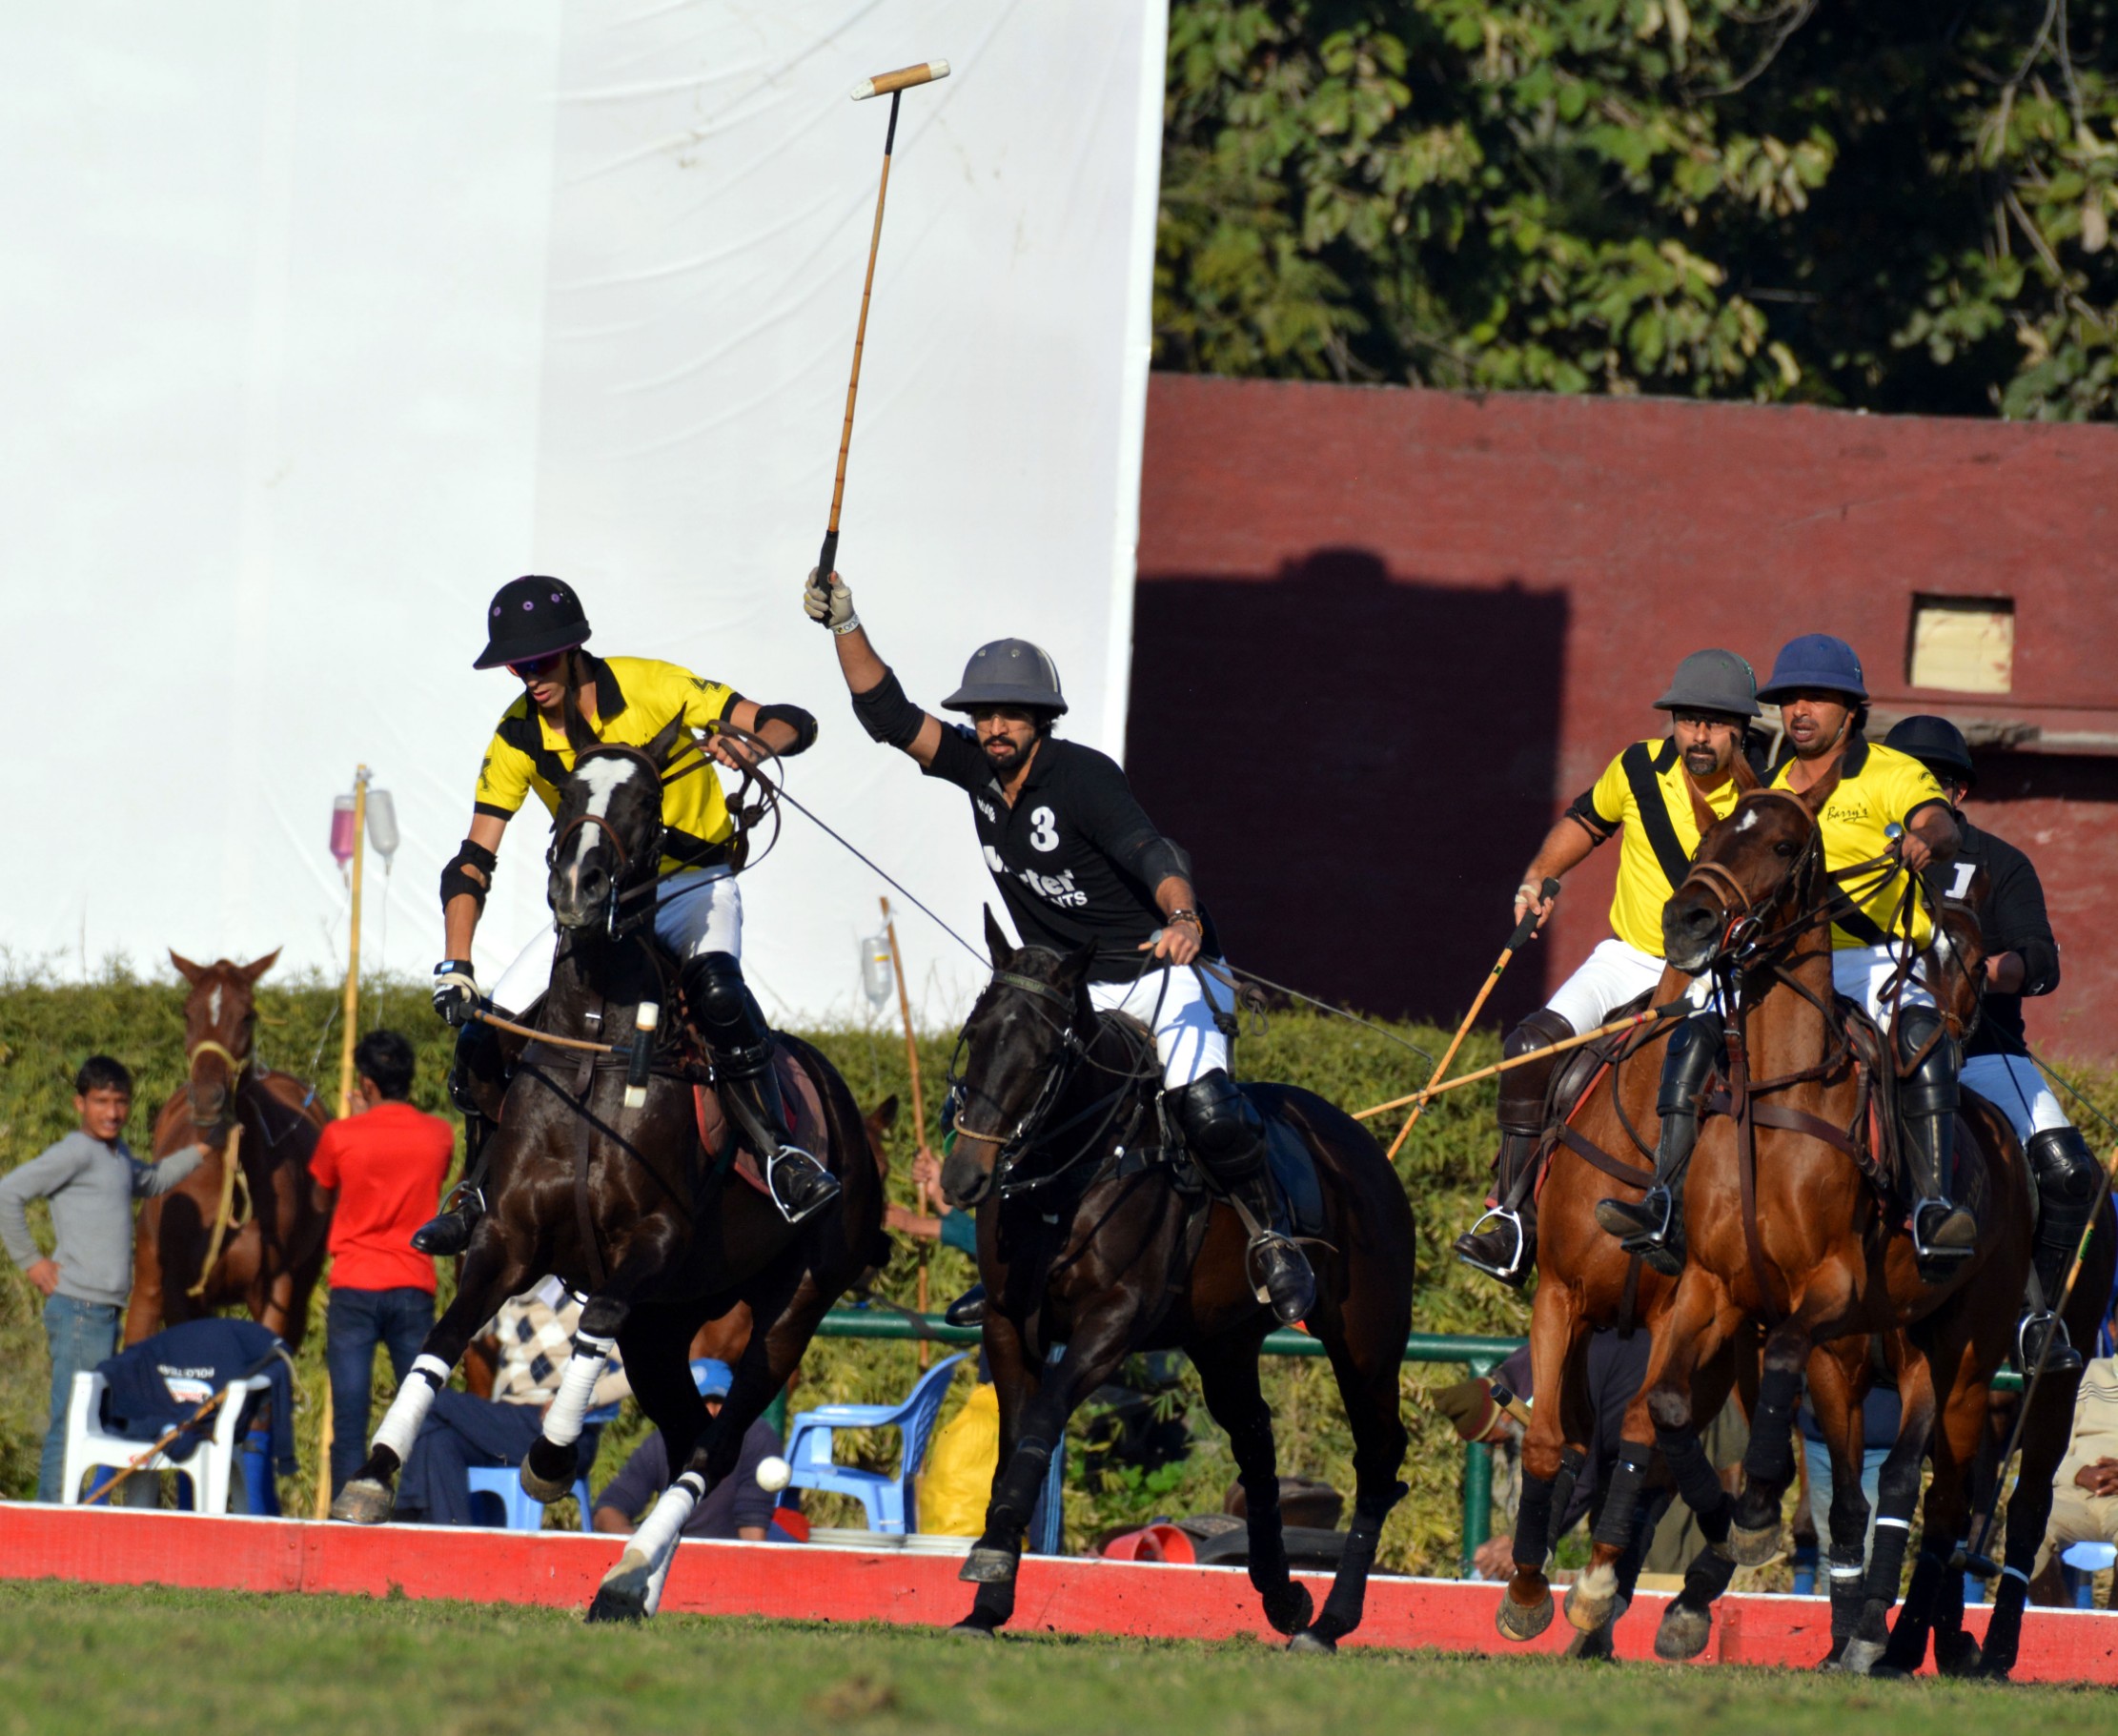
[
  {"x1": 1544, "y1": 936, "x2": 1711, "y2": 1035},
  {"x1": 487, "y1": 868, "x2": 742, "y2": 1014},
  {"x1": 1962, "y1": 1052, "x2": 2071, "y2": 1147},
  {"x1": 1830, "y1": 943, "x2": 1936, "y2": 1025},
  {"x1": 1087, "y1": 963, "x2": 1235, "y2": 1089}
]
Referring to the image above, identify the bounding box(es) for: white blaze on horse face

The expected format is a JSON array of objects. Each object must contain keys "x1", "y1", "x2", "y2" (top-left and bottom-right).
[
  {"x1": 209, "y1": 985, "x2": 223, "y2": 1027},
  {"x1": 1734, "y1": 808, "x2": 1759, "y2": 833},
  {"x1": 571, "y1": 757, "x2": 641, "y2": 871}
]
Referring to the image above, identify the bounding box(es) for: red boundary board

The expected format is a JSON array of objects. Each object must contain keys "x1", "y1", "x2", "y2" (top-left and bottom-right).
[{"x1": 8, "y1": 1502, "x2": 2118, "y2": 1684}]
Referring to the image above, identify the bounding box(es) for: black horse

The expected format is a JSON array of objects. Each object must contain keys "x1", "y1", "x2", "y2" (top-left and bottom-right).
[
  {"x1": 938, "y1": 914, "x2": 1415, "y2": 1649},
  {"x1": 332, "y1": 722, "x2": 885, "y2": 1622}
]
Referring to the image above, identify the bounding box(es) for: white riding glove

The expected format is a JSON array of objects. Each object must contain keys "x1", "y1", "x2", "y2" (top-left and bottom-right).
[{"x1": 803, "y1": 568, "x2": 860, "y2": 635}]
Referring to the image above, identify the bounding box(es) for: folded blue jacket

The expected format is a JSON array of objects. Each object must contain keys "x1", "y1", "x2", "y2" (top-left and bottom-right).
[{"x1": 97, "y1": 1317, "x2": 295, "y2": 1474}]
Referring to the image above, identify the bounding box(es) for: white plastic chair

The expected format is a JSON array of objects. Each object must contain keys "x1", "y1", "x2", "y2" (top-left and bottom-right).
[{"x1": 61, "y1": 1370, "x2": 272, "y2": 1514}]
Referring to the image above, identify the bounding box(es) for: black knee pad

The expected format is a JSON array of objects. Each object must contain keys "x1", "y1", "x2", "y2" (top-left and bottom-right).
[
  {"x1": 2029, "y1": 1126, "x2": 2099, "y2": 1203},
  {"x1": 1498, "y1": 1008, "x2": 1574, "y2": 1134},
  {"x1": 1171, "y1": 1070, "x2": 1265, "y2": 1180},
  {"x1": 682, "y1": 951, "x2": 765, "y2": 1050},
  {"x1": 1658, "y1": 1013, "x2": 1723, "y2": 1118}
]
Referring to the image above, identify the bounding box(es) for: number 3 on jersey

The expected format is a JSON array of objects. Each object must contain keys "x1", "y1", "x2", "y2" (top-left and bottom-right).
[{"x1": 1029, "y1": 806, "x2": 1060, "y2": 852}]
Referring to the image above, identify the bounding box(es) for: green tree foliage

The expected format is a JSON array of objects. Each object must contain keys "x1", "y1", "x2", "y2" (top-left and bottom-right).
[{"x1": 1158, "y1": 0, "x2": 2118, "y2": 418}]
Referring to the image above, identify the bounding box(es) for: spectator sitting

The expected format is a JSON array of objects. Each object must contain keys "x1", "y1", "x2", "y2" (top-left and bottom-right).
[
  {"x1": 309, "y1": 1029, "x2": 454, "y2": 1497},
  {"x1": 392, "y1": 1280, "x2": 627, "y2": 1525},
  {"x1": 0, "y1": 1055, "x2": 210, "y2": 1501},
  {"x1": 592, "y1": 1358, "x2": 781, "y2": 1541},
  {"x1": 2031, "y1": 1355, "x2": 2118, "y2": 1606}
]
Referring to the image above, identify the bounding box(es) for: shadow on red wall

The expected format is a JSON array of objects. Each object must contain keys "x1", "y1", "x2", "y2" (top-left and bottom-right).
[{"x1": 1128, "y1": 548, "x2": 1567, "y2": 1028}]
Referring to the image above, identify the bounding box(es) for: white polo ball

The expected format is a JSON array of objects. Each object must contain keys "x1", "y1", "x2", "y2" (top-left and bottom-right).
[{"x1": 755, "y1": 1454, "x2": 792, "y2": 1493}]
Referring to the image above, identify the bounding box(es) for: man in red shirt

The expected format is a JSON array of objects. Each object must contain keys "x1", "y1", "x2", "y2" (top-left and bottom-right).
[{"x1": 312, "y1": 1030, "x2": 454, "y2": 1497}]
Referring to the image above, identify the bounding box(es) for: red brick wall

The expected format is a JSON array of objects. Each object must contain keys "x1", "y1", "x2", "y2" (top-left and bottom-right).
[{"x1": 1130, "y1": 375, "x2": 2118, "y2": 1062}]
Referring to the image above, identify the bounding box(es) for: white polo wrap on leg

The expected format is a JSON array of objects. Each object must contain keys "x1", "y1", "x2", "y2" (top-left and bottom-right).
[
  {"x1": 541, "y1": 1332, "x2": 613, "y2": 1449},
  {"x1": 371, "y1": 1354, "x2": 451, "y2": 1461},
  {"x1": 630, "y1": 1471, "x2": 705, "y2": 1577}
]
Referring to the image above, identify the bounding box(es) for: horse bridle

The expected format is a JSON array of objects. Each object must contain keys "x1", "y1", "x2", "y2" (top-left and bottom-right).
[
  {"x1": 546, "y1": 743, "x2": 667, "y2": 937},
  {"x1": 947, "y1": 967, "x2": 1158, "y2": 1195}
]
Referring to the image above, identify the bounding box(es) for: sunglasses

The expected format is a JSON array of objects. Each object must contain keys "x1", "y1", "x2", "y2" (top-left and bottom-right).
[{"x1": 508, "y1": 651, "x2": 569, "y2": 681}]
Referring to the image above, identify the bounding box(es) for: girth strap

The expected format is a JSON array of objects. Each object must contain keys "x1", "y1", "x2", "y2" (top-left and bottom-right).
[{"x1": 1556, "y1": 1123, "x2": 1655, "y2": 1191}]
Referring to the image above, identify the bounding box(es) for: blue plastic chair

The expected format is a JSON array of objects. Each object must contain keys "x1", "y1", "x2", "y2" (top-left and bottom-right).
[
  {"x1": 783, "y1": 1353, "x2": 967, "y2": 1534},
  {"x1": 463, "y1": 1401, "x2": 618, "y2": 1534},
  {"x1": 2062, "y1": 1540, "x2": 2116, "y2": 1609}
]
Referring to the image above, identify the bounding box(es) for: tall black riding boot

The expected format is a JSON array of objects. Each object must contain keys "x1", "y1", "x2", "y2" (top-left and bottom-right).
[
  {"x1": 1900, "y1": 1009, "x2": 1975, "y2": 1281},
  {"x1": 1172, "y1": 1069, "x2": 1315, "y2": 1325},
  {"x1": 2019, "y1": 1125, "x2": 2099, "y2": 1374},
  {"x1": 1456, "y1": 1008, "x2": 1573, "y2": 1288},
  {"x1": 413, "y1": 1020, "x2": 508, "y2": 1256},
  {"x1": 683, "y1": 950, "x2": 841, "y2": 1226},
  {"x1": 1595, "y1": 1011, "x2": 1721, "y2": 1277}
]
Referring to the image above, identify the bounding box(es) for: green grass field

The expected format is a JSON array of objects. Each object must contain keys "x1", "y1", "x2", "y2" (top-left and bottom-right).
[{"x1": 3, "y1": 1582, "x2": 2114, "y2": 1736}]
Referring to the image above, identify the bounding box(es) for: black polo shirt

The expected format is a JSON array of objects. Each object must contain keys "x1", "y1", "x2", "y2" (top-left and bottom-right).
[
  {"x1": 1946, "y1": 813, "x2": 2060, "y2": 1060},
  {"x1": 923, "y1": 726, "x2": 1194, "y2": 983}
]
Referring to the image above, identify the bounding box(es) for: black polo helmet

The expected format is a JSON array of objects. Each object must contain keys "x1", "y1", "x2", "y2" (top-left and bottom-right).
[
  {"x1": 941, "y1": 638, "x2": 1069, "y2": 717},
  {"x1": 1653, "y1": 648, "x2": 1759, "y2": 719},
  {"x1": 474, "y1": 576, "x2": 592, "y2": 670},
  {"x1": 1884, "y1": 714, "x2": 1976, "y2": 790}
]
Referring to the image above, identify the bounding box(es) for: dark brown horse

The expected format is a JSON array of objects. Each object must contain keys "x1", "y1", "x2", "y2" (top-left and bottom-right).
[
  {"x1": 129, "y1": 950, "x2": 332, "y2": 1350},
  {"x1": 937, "y1": 917, "x2": 1414, "y2": 1649},
  {"x1": 1567, "y1": 780, "x2": 2038, "y2": 1673},
  {"x1": 331, "y1": 725, "x2": 886, "y2": 1624}
]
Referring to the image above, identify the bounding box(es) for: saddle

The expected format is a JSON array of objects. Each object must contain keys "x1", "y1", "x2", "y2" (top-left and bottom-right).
[{"x1": 692, "y1": 1044, "x2": 834, "y2": 1200}]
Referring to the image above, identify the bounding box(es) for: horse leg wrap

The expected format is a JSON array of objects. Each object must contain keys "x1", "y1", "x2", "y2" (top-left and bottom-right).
[
  {"x1": 634, "y1": 1473, "x2": 704, "y2": 1570},
  {"x1": 1741, "y1": 1362, "x2": 1802, "y2": 1494},
  {"x1": 1880, "y1": 1548, "x2": 1947, "y2": 1675},
  {"x1": 1654, "y1": 1420, "x2": 1731, "y2": 1544},
  {"x1": 1827, "y1": 1545, "x2": 1866, "y2": 1647},
  {"x1": 988, "y1": 1437, "x2": 1054, "y2": 1535},
  {"x1": 369, "y1": 1355, "x2": 450, "y2": 1465},
  {"x1": 1980, "y1": 1569, "x2": 2028, "y2": 1679},
  {"x1": 541, "y1": 1332, "x2": 613, "y2": 1451},
  {"x1": 1310, "y1": 1483, "x2": 1404, "y2": 1644},
  {"x1": 1513, "y1": 1469, "x2": 1559, "y2": 1572},
  {"x1": 1592, "y1": 1443, "x2": 1653, "y2": 1552}
]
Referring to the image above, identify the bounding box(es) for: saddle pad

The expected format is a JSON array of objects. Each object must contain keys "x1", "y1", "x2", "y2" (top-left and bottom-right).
[
  {"x1": 692, "y1": 1045, "x2": 831, "y2": 1198},
  {"x1": 1549, "y1": 989, "x2": 1655, "y2": 1123}
]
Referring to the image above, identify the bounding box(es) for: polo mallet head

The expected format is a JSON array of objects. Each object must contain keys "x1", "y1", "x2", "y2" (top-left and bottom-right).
[{"x1": 816, "y1": 59, "x2": 952, "y2": 587}]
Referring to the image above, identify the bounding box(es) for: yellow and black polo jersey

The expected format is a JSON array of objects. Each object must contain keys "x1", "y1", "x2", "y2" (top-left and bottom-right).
[
  {"x1": 473, "y1": 655, "x2": 738, "y2": 874},
  {"x1": 1769, "y1": 736, "x2": 1947, "y2": 950},
  {"x1": 1569, "y1": 738, "x2": 1744, "y2": 956}
]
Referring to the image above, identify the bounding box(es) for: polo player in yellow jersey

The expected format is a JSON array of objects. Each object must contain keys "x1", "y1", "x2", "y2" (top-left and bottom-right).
[
  {"x1": 1598, "y1": 633, "x2": 1970, "y2": 1279},
  {"x1": 413, "y1": 575, "x2": 839, "y2": 1254},
  {"x1": 1455, "y1": 650, "x2": 1759, "y2": 1287}
]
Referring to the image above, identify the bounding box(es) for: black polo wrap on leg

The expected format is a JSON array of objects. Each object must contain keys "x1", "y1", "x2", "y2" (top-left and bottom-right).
[
  {"x1": 987, "y1": 1436, "x2": 1055, "y2": 1534},
  {"x1": 1861, "y1": 1449, "x2": 1925, "y2": 1609},
  {"x1": 1680, "y1": 1535, "x2": 1739, "y2": 1607},
  {"x1": 1171, "y1": 1070, "x2": 1269, "y2": 1189},
  {"x1": 1882, "y1": 1548, "x2": 1949, "y2": 1673},
  {"x1": 1593, "y1": 1442, "x2": 1655, "y2": 1551},
  {"x1": 1741, "y1": 1362, "x2": 1802, "y2": 1491},
  {"x1": 1513, "y1": 1471, "x2": 1558, "y2": 1571},
  {"x1": 849, "y1": 667, "x2": 927, "y2": 748},
  {"x1": 1545, "y1": 1442, "x2": 1586, "y2": 1540},
  {"x1": 1654, "y1": 1419, "x2": 1731, "y2": 1543},
  {"x1": 1311, "y1": 1481, "x2": 1406, "y2": 1643}
]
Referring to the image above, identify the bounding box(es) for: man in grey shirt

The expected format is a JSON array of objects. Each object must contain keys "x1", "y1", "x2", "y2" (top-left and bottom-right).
[{"x1": 0, "y1": 1054, "x2": 208, "y2": 1500}]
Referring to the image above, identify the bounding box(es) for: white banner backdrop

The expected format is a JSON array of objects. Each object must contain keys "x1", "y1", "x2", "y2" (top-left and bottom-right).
[{"x1": 0, "y1": 1, "x2": 1167, "y2": 1028}]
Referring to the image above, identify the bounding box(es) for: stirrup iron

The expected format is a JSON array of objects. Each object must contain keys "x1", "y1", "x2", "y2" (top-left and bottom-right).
[
  {"x1": 1456, "y1": 1206, "x2": 1529, "y2": 1282},
  {"x1": 764, "y1": 1144, "x2": 836, "y2": 1226},
  {"x1": 1910, "y1": 1198, "x2": 1975, "y2": 1265}
]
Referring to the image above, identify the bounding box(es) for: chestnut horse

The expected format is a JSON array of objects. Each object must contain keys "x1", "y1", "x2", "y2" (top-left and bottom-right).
[
  {"x1": 332, "y1": 725, "x2": 886, "y2": 1625},
  {"x1": 938, "y1": 916, "x2": 1414, "y2": 1650},
  {"x1": 129, "y1": 950, "x2": 332, "y2": 1350},
  {"x1": 1566, "y1": 779, "x2": 2035, "y2": 1674}
]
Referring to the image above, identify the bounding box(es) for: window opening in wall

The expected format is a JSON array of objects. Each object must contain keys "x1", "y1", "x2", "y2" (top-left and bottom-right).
[{"x1": 1908, "y1": 594, "x2": 2014, "y2": 694}]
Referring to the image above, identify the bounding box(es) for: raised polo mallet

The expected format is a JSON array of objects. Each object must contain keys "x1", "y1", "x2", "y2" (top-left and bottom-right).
[
  {"x1": 1387, "y1": 879, "x2": 1561, "y2": 1160},
  {"x1": 815, "y1": 60, "x2": 951, "y2": 587}
]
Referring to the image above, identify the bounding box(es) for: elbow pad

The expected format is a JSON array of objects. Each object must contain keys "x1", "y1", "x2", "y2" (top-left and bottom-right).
[
  {"x1": 850, "y1": 667, "x2": 927, "y2": 749},
  {"x1": 754, "y1": 703, "x2": 819, "y2": 756},
  {"x1": 2021, "y1": 937, "x2": 2061, "y2": 998},
  {"x1": 1133, "y1": 836, "x2": 1190, "y2": 890},
  {"x1": 439, "y1": 840, "x2": 498, "y2": 913},
  {"x1": 1563, "y1": 790, "x2": 1614, "y2": 847}
]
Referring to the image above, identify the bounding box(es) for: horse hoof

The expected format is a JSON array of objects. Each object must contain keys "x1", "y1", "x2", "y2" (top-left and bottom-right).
[
  {"x1": 519, "y1": 1460, "x2": 575, "y2": 1504},
  {"x1": 329, "y1": 1479, "x2": 394, "y2": 1525},
  {"x1": 1563, "y1": 1568, "x2": 1618, "y2": 1634},
  {"x1": 959, "y1": 1547, "x2": 1020, "y2": 1585},
  {"x1": 1935, "y1": 1631, "x2": 1983, "y2": 1678},
  {"x1": 1728, "y1": 1520, "x2": 1781, "y2": 1567},
  {"x1": 948, "y1": 1620, "x2": 998, "y2": 1641},
  {"x1": 1564, "y1": 1623, "x2": 1617, "y2": 1663},
  {"x1": 1287, "y1": 1629, "x2": 1336, "y2": 1655},
  {"x1": 584, "y1": 1550, "x2": 651, "y2": 1624},
  {"x1": 1260, "y1": 1582, "x2": 1314, "y2": 1637},
  {"x1": 1655, "y1": 1601, "x2": 1712, "y2": 1663},
  {"x1": 1838, "y1": 1637, "x2": 1887, "y2": 1676},
  {"x1": 1972, "y1": 1663, "x2": 2014, "y2": 1685},
  {"x1": 1497, "y1": 1587, "x2": 1554, "y2": 1642}
]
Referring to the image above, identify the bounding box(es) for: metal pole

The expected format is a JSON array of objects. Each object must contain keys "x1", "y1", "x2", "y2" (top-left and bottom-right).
[
  {"x1": 336, "y1": 766, "x2": 371, "y2": 1118},
  {"x1": 881, "y1": 897, "x2": 933, "y2": 1365},
  {"x1": 1461, "y1": 1440, "x2": 1493, "y2": 1576}
]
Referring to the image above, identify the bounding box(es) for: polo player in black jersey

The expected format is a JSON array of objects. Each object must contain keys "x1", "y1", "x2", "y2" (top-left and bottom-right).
[
  {"x1": 803, "y1": 568, "x2": 1315, "y2": 1324},
  {"x1": 1885, "y1": 714, "x2": 2101, "y2": 1373}
]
